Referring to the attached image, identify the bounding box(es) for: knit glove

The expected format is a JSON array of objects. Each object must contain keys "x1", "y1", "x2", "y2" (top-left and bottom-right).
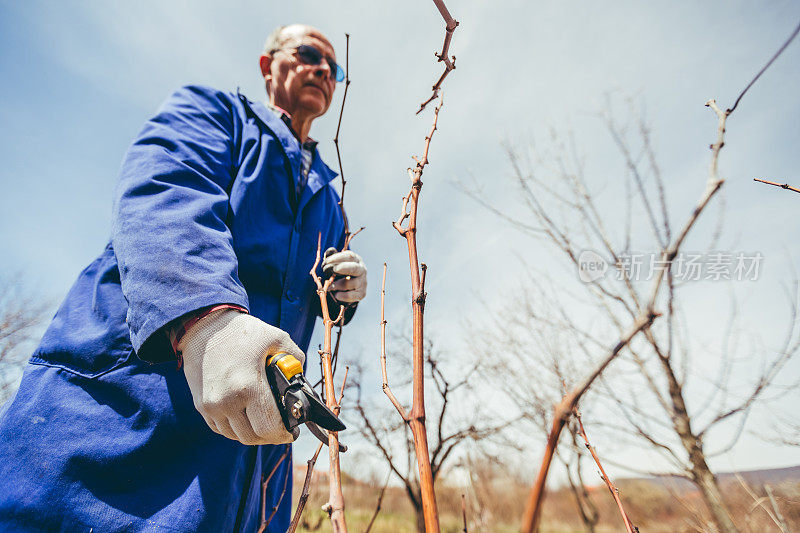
[
  {"x1": 322, "y1": 248, "x2": 367, "y2": 303},
  {"x1": 178, "y1": 308, "x2": 305, "y2": 445}
]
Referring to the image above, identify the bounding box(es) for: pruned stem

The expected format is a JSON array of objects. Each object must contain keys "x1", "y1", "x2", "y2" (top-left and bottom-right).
[
  {"x1": 335, "y1": 365, "x2": 349, "y2": 416},
  {"x1": 256, "y1": 446, "x2": 290, "y2": 533},
  {"x1": 264, "y1": 465, "x2": 291, "y2": 530},
  {"x1": 379, "y1": 263, "x2": 409, "y2": 419},
  {"x1": 343, "y1": 225, "x2": 364, "y2": 252},
  {"x1": 364, "y1": 474, "x2": 391, "y2": 533},
  {"x1": 287, "y1": 443, "x2": 325, "y2": 533},
  {"x1": 574, "y1": 410, "x2": 638, "y2": 533}
]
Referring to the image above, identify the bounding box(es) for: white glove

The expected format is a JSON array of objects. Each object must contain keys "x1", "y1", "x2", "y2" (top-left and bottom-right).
[
  {"x1": 322, "y1": 248, "x2": 367, "y2": 303},
  {"x1": 178, "y1": 308, "x2": 306, "y2": 445}
]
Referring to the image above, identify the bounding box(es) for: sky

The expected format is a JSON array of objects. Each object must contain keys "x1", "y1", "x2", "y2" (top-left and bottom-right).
[{"x1": 1, "y1": 1, "x2": 799, "y2": 486}]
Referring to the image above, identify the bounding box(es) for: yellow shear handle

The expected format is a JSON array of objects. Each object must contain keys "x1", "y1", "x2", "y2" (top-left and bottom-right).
[{"x1": 267, "y1": 352, "x2": 303, "y2": 380}]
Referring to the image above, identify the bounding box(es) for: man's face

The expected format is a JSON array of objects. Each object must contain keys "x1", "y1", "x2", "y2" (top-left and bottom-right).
[{"x1": 260, "y1": 27, "x2": 337, "y2": 119}]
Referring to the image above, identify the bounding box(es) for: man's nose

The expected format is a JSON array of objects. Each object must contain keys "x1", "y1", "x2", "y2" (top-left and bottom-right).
[{"x1": 313, "y1": 62, "x2": 332, "y2": 81}]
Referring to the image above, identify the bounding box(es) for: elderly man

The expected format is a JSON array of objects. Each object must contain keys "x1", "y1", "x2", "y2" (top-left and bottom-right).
[{"x1": 0, "y1": 24, "x2": 364, "y2": 532}]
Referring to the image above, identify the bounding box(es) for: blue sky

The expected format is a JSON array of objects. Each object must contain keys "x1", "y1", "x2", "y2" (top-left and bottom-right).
[{"x1": 1, "y1": 1, "x2": 799, "y2": 482}]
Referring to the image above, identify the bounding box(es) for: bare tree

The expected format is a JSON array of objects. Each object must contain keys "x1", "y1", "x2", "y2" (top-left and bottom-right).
[
  {"x1": 0, "y1": 276, "x2": 49, "y2": 405},
  {"x1": 474, "y1": 310, "x2": 600, "y2": 532},
  {"x1": 466, "y1": 99, "x2": 799, "y2": 532},
  {"x1": 352, "y1": 333, "x2": 508, "y2": 533},
  {"x1": 461, "y1": 20, "x2": 800, "y2": 532}
]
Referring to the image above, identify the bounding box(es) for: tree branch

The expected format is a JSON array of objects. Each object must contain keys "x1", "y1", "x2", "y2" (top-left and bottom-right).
[
  {"x1": 574, "y1": 409, "x2": 638, "y2": 533},
  {"x1": 364, "y1": 473, "x2": 391, "y2": 533},
  {"x1": 728, "y1": 20, "x2": 800, "y2": 114},
  {"x1": 754, "y1": 177, "x2": 800, "y2": 195}
]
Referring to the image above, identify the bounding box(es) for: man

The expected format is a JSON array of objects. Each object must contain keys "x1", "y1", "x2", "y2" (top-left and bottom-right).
[{"x1": 0, "y1": 24, "x2": 365, "y2": 532}]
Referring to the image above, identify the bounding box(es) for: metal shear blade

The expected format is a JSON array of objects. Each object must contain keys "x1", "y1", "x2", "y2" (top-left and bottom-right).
[{"x1": 305, "y1": 420, "x2": 347, "y2": 452}]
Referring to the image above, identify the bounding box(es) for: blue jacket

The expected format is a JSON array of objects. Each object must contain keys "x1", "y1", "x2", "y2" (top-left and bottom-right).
[{"x1": 0, "y1": 85, "x2": 346, "y2": 532}]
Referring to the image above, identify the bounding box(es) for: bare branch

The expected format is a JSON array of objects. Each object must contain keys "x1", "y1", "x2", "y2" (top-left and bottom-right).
[
  {"x1": 287, "y1": 443, "x2": 324, "y2": 533},
  {"x1": 334, "y1": 34, "x2": 353, "y2": 245},
  {"x1": 379, "y1": 264, "x2": 408, "y2": 420},
  {"x1": 461, "y1": 494, "x2": 468, "y2": 533},
  {"x1": 363, "y1": 473, "x2": 390, "y2": 533},
  {"x1": 257, "y1": 446, "x2": 290, "y2": 533},
  {"x1": 728, "y1": 20, "x2": 800, "y2": 114},
  {"x1": 343, "y1": 225, "x2": 365, "y2": 251},
  {"x1": 606, "y1": 113, "x2": 667, "y2": 248},
  {"x1": 0, "y1": 276, "x2": 49, "y2": 403},
  {"x1": 754, "y1": 177, "x2": 800, "y2": 195},
  {"x1": 735, "y1": 474, "x2": 788, "y2": 533},
  {"x1": 416, "y1": 0, "x2": 459, "y2": 114},
  {"x1": 355, "y1": 399, "x2": 417, "y2": 502},
  {"x1": 262, "y1": 464, "x2": 291, "y2": 531},
  {"x1": 574, "y1": 410, "x2": 638, "y2": 533}
]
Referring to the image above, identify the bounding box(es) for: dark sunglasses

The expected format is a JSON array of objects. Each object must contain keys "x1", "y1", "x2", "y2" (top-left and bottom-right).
[{"x1": 274, "y1": 44, "x2": 345, "y2": 83}]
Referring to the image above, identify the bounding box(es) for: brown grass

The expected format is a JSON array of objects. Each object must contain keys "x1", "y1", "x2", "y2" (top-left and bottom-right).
[{"x1": 292, "y1": 466, "x2": 800, "y2": 532}]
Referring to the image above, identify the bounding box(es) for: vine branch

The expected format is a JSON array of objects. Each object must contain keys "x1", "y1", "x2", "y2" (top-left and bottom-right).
[
  {"x1": 256, "y1": 446, "x2": 290, "y2": 533},
  {"x1": 310, "y1": 234, "x2": 348, "y2": 533},
  {"x1": 417, "y1": 0, "x2": 459, "y2": 114},
  {"x1": 383, "y1": 82, "x2": 446, "y2": 533},
  {"x1": 334, "y1": 33, "x2": 353, "y2": 245},
  {"x1": 287, "y1": 443, "x2": 325, "y2": 533}
]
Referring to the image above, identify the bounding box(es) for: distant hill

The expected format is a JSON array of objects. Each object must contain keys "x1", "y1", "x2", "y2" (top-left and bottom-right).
[{"x1": 621, "y1": 464, "x2": 800, "y2": 492}]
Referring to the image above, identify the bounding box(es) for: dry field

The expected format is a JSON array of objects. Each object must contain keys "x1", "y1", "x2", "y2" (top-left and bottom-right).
[{"x1": 292, "y1": 467, "x2": 800, "y2": 532}]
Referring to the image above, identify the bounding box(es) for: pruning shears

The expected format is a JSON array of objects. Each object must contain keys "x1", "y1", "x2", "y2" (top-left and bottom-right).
[{"x1": 265, "y1": 352, "x2": 347, "y2": 452}]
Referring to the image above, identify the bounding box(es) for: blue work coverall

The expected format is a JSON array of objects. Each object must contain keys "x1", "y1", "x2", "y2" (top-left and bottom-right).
[{"x1": 0, "y1": 85, "x2": 347, "y2": 532}]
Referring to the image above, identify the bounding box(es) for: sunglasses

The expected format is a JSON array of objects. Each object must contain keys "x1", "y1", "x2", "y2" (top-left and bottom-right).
[{"x1": 274, "y1": 44, "x2": 345, "y2": 83}]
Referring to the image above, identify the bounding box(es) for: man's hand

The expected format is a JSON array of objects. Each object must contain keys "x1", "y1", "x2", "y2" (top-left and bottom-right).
[
  {"x1": 322, "y1": 248, "x2": 367, "y2": 303},
  {"x1": 178, "y1": 309, "x2": 305, "y2": 445}
]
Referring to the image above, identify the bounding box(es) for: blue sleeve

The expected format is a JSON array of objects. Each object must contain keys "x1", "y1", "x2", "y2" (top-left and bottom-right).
[{"x1": 111, "y1": 85, "x2": 249, "y2": 357}]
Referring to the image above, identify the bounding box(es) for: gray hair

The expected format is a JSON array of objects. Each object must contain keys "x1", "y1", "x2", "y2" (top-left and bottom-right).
[{"x1": 263, "y1": 25, "x2": 293, "y2": 55}]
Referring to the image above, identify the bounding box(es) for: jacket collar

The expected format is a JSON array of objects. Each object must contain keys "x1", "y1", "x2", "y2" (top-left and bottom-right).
[{"x1": 236, "y1": 89, "x2": 338, "y2": 206}]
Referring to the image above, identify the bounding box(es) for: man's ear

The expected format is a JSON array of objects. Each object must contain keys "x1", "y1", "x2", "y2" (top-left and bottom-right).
[{"x1": 259, "y1": 54, "x2": 272, "y2": 79}]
